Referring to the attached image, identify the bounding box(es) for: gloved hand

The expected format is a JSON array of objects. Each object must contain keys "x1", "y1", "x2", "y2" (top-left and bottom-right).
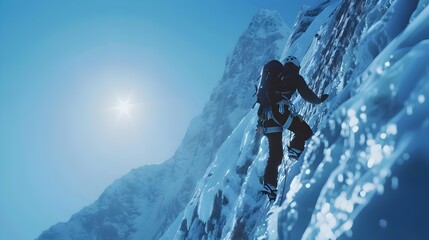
[{"x1": 320, "y1": 93, "x2": 329, "y2": 102}]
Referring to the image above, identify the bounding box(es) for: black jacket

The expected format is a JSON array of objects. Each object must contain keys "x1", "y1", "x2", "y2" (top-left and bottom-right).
[
  {"x1": 279, "y1": 72, "x2": 322, "y2": 104},
  {"x1": 258, "y1": 64, "x2": 322, "y2": 126}
]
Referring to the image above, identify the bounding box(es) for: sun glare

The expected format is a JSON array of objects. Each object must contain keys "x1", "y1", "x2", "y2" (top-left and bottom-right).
[{"x1": 113, "y1": 95, "x2": 134, "y2": 118}]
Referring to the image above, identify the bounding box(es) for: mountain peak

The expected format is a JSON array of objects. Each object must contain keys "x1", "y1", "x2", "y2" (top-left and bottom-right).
[{"x1": 245, "y1": 9, "x2": 290, "y2": 38}]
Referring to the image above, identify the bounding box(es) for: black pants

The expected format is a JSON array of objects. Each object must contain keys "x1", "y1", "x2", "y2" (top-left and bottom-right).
[{"x1": 263, "y1": 116, "x2": 313, "y2": 187}]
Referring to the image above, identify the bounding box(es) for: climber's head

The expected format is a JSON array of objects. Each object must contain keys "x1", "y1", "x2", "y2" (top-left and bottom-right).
[{"x1": 283, "y1": 56, "x2": 300, "y2": 73}]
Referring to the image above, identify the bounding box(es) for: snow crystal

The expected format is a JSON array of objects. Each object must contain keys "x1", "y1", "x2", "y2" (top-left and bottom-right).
[
  {"x1": 367, "y1": 140, "x2": 383, "y2": 168},
  {"x1": 345, "y1": 178, "x2": 354, "y2": 186},
  {"x1": 359, "y1": 134, "x2": 366, "y2": 145},
  {"x1": 402, "y1": 153, "x2": 410, "y2": 161},
  {"x1": 337, "y1": 174, "x2": 344, "y2": 183},
  {"x1": 359, "y1": 112, "x2": 367, "y2": 123},
  {"x1": 347, "y1": 109, "x2": 356, "y2": 118},
  {"x1": 382, "y1": 145, "x2": 394, "y2": 155},
  {"x1": 386, "y1": 123, "x2": 397, "y2": 135},
  {"x1": 384, "y1": 61, "x2": 391, "y2": 67},
  {"x1": 324, "y1": 147, "x2": 333, "y2": 162},
  {"x1": 362, "y1": 182, "x2": 375, "y2": 193},
  {"x1": 376, "y1": 66, "x2": 383, "y2": 74},
  {"x1": 379, "y1": 219, "x2": 388, "y2": 229},
  {"x1": 321, "y1": 203, "x2": 330, "y2": 214},
  {"x1": 349, "y1": 117, "x2": 359, "y2": 127},
  {"x1": 334, "y1": 194, "x2": 354, "y2": 214},
  {"x1": 418, "y1": 94, "x2": 425, "y2": 103},
  {"x1": 342, "y1": 220, "x2": 353, "y2": 231},
  {"x1": 391, "y1": 176, "x2": 399, "y2": 190},
  {"x1": 406, "y1": 105, "x2": 413, "y2": 115}
]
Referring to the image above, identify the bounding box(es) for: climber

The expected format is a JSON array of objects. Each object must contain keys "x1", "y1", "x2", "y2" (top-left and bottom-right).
[{"x1": 256, "y1": 56, "x2": 328, "y2": 200}]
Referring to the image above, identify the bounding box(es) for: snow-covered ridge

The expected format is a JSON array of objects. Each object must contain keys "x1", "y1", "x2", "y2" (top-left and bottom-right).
[
  {"x1": 37, "y1": 10, "x2": 289, "y2": 240},
  {"x1": 169, "y1": 0, "x2": 429, "y2": 239}
]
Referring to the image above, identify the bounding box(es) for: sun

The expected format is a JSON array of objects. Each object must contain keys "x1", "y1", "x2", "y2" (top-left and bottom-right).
[{"x1": 113, "y1": 94, "x2": 134, "y2": 118}]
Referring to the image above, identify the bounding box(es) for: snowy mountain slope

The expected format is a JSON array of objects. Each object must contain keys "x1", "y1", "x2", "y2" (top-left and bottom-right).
[
  {"x1": 37, "y1": 10, "x2": 289, "y2": 240},
  {"x1": 168, "y1": 0, "x2": 429, "y2": 239}
]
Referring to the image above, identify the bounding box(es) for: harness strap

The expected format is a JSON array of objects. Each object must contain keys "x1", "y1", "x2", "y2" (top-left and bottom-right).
[
  {"x1": 262, "y1": 101, "x2": 295, "y2": 134},
  {"x1": 264, "y1": 126, "x2": 283, "y2": 134},
  {"x1": 270, "y1": 105, "x2": 283, "y2": 126},
  {"x1": 283, "y1": 114, "x2": 294, "y2": 129},
  {"x1": 278, "y1": 99, "x2": 289, "y2": 114}
]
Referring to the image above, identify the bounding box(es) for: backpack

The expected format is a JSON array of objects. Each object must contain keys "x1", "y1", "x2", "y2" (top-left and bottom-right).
[{"x1": 256, "y1": 60, "x2": 286, "y2": 106}]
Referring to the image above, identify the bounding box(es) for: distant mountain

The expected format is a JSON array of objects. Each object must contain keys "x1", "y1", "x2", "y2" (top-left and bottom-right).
[{"x1": 37, "y1": 9, "x2": 289, "y2": 240}]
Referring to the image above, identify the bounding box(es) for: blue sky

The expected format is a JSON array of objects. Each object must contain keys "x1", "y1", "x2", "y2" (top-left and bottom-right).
[{"x1": 0, "y1": 0, "x2": 311, "y2": 239}]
